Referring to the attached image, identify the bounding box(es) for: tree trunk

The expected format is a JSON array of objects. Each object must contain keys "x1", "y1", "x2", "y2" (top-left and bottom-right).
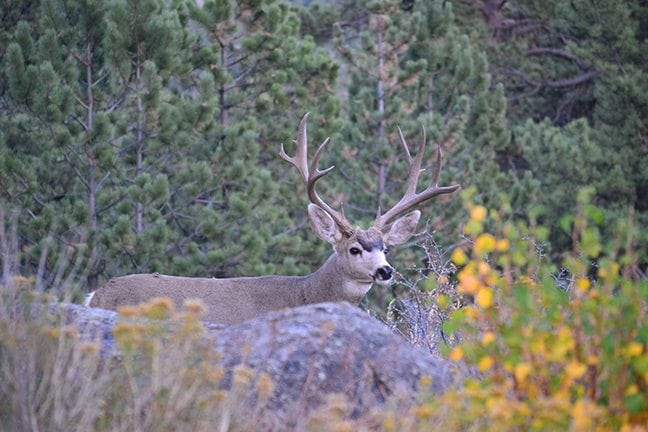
[
  {"x1": 218, "y1": 40, "x2": 228, "y2": 143},
  {"x1": 85, "y1": 38, "x2": 99, "y2": 292},
  {"x1": 135, "y1": 43, "x2": 144, "y2": 235},
  {"x1": 375, "y1": 18, "x2": 387, "y2": 211}
]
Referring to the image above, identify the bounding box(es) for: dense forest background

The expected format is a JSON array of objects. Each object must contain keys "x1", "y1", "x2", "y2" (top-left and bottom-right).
[{"x1": 1, "y1": 0, "x2": 646, "y2": 299}]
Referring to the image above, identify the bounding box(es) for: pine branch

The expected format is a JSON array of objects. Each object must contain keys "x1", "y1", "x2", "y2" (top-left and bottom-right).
[
  {"x1": 73, "y1": 95, "x2": 90, "y2": 111},
  {"x1": 70, "y1": 113, "x2": 89, "y2": 131},
  {"x1": 63, "y1": 152, "x2": 90, "y2": 190},
  {"x1": 96, "y1": 172, "x2": 111, "y2": 192},
  {"x1": 525, "y1": 47, "x2": 587, "y2": 69},
  {"x1": 546, "y1": 70, "x2": 599, "y2": 88}
]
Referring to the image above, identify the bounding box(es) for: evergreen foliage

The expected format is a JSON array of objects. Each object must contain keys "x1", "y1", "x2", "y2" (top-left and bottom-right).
[
  {"x1": 454, "y1": 0, "x2": 648, "y2": 263},
  {"x1": 0, "y1": 0, "x2": 645, "y2": 297}
]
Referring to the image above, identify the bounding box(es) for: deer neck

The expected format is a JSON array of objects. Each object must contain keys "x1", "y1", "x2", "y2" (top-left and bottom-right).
[{"x1": 301, "y1": 253, "x2": 373, "y2": 305}]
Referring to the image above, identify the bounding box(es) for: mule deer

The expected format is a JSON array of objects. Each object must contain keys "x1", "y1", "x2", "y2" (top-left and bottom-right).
[{"x1": 87, "y1": 114, "x2": 460, "y2": 324}]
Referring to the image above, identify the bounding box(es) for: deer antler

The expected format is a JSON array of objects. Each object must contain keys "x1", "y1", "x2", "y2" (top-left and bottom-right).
[
  {"x1": 374, "y1": 126, "x2": 460, "y2": 230},
  {"x1": 280, "y1": 113, "x2": 354, "y2": 235}
]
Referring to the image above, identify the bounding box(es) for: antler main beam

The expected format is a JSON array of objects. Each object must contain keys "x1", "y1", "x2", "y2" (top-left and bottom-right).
[
  {"x1": 374, "y1": 127, "x2": 460, "y2": 230},
  {"x1": 280, "y1": 113, "x2": 354, "y2": 235}
]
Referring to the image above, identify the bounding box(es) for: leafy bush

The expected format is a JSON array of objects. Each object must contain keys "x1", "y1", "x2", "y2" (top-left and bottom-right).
[{"x1": 380, "y1": 190, "x2": 647, "y2": 431}]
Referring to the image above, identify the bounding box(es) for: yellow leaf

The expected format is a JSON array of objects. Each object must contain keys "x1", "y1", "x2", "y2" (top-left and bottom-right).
[
  {"x1": 477, "y1": 355, "x2": 494, "y2": 372},
  {"x1": 495, "y1": 238, "x2": 509, "y2": 252},
  {"x1": 413, "y1": 405, "x2": 433, "y2": 420},
  {"x1": 625, "y1": 384, "x2": 639, "y2": 396},
  {"x1": 575, "y1": 277, "x2": 591, "y2": 293},
  {"x1": 514, "y1": 362, "x2": 532, "y2": 383},
  {"x1": 382, "y1": 415, "x2": 396, "y2": 432},
  {"x1": 626, "y1": 342, "x2": 643, "y2": 357},
  {"x1": 586, "y1": 355, "x2": 599, "y2": 365},
  {"x1": 551, "y1": 327, "x2": 575, "y2": 359},
  {"x1": 458, "y1": 275, "x2": 481, "y2": 295},
  {"x1": 516, "y1": 275, "x2": 537, "y2": 287},
  {"x1": 420, "y1": 375, "x2": 432, "y2": 387},
  {"x1": 557, "y1": 326, "x2": 572, "y2": 338},
  {"x1": 486, "y1": 397, "x2": 510, "y2": 419},
  {"x1": 481, "y1": 331, "x2": 496, "y2": 346},
  {"x1": 449, "y1": 347, "x2": 463, "y2": 362},
  {"x1": 477, "y1": 261, "x2": 491, "y2": 275},
  {"x1": 571, "y1": 400, "x2": 592, "y2": 432},
  {"x1": 530, "y1": 336, "x2": 547, "y2": 356},
  {"x1": 464, "y1": 306, "x2": 479, "y2": 321},
  {"x1": 451, "y1": 248, "x2": 468, "y2": 266},
  {"x1": 565, "y1": 361, "x2": 587, "y2": 380},
  {"x1": 474, "y1": 234, "x2": 496, "y2": 255},
  {"x1": 476, "y1": 287, "x2": 494, "y2": 308},
  {"x1": 470, "y1": 205, "x2": 487, "y2": 222},
  {"x1": 437, "y1": 293, "x2": 449, "y2": 308}
]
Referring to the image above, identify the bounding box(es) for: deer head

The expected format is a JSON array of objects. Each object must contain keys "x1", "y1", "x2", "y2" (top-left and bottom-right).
[{"x1": 280, "y1": 113, "x2": 460, "y2": 286}]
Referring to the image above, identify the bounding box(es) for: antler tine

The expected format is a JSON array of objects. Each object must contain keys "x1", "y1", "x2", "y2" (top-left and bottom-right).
[
  {"x1": 280, "y1": 114, "x2": 310, "y2": 182},
  {"x1": 310, "y1": 137, "x2": 334, "y2": 177},
  {"x1": 397, "y1": 126, "x2": 413, "y2": 162},
  {"x1": 281, "y1": 113, "x2": 354, "y2": 234},
  {"x1": 395, "y1": 125, "x2": 427, "y2": 199},
  {"x1": 432, "y1": 145, "x2": 442, "y2": 186},
  {"x1": 374, "y1": 126, "x2": 460, "y2": 230}
]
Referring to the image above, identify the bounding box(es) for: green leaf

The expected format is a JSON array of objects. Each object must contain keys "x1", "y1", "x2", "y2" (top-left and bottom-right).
[
  {"x1": 559, "y1": 215, "x2": 573, "y2": 234},
  {"x1": 625, "y1": 394, "x2": 646, "y2": 414},
  {"x1": 581, "y1": 228, "x2": 602, "y2": 258},
  {"x1": 584, "y1": 204, "x2": 605, "y2": 225},
  {"x1": 442, "y1": 309, "x2": 466, "y2": 334}
]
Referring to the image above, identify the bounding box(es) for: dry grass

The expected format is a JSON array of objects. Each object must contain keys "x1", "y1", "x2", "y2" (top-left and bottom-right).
[{"x1": 0, "y1": 278, "x2": 289, "y2": 431}]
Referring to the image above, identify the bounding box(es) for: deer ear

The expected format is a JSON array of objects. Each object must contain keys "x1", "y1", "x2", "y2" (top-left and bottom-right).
[
  {"x1": 308, "y1": 204, "x2": 344, "y2": 244},
  {"x1": 383, "y1": 210, "x2": 420, "y2": 246}
]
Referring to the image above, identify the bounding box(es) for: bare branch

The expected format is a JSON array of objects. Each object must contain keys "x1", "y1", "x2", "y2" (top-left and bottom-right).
[
  {"x1": 525, "y1": 47, "x2": 586, "y2": 69},
  {"x1": 546, "y1": 70, "x2": 599, "y2": 88}
]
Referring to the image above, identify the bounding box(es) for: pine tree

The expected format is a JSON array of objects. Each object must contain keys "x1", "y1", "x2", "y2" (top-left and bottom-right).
[
  {"x1": 2, "y1": 0, "x2": 119, "y2": 290},
  {"x1": 331, "y1": 0, "x2": 521, "y2": 236},
  {"x1": 455, "y1": 0, "x2": 648, "y2": 263},
  {"x1": 166, "y1": 0, "x2": 342, "y2": 278},
  {"x1": 96, "y1": 0, "x2": 191, "y2": 275},
  {"x1": 333, "y1": 0, "x2": 427, "y2": 216},
  {"x1": 406, "y1": 1, "x2": 518, "y2": 224},
  {"x1": 1, "y1": 0, "x2": 343, "y2": 287}
]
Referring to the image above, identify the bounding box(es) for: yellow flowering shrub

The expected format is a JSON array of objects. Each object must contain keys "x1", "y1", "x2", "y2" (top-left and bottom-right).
[{"x1": 412, "y1": 192, "x2": 648, "y2": 431}]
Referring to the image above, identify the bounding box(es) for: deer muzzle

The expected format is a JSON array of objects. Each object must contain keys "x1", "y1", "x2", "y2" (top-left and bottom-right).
[{"x1": 374, "y1": 265, "x2": 394, "y2": 284}]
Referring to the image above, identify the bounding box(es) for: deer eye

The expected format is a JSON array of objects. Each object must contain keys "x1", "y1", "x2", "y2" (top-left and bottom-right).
[
  {"x1": 349, "y1": 247, "x2": 361, "y2": 256},
  {"x1": 383, "y1": 247, "x2": 390, "y2": 255}
]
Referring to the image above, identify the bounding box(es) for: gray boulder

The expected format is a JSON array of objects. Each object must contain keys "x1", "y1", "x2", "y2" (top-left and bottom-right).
[{"x1": 54, "y1": 301, "x2": 456, "y2": 429}]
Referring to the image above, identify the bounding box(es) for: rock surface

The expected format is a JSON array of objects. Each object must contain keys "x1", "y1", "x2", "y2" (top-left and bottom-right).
[{"x1": 54, "y1": 301, "x2": 457, "y2": 428}]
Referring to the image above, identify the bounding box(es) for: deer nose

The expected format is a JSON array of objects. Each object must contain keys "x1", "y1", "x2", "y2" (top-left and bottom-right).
[{"x1": 375, "y1": 265, "x2": 394, "y2": 281}]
